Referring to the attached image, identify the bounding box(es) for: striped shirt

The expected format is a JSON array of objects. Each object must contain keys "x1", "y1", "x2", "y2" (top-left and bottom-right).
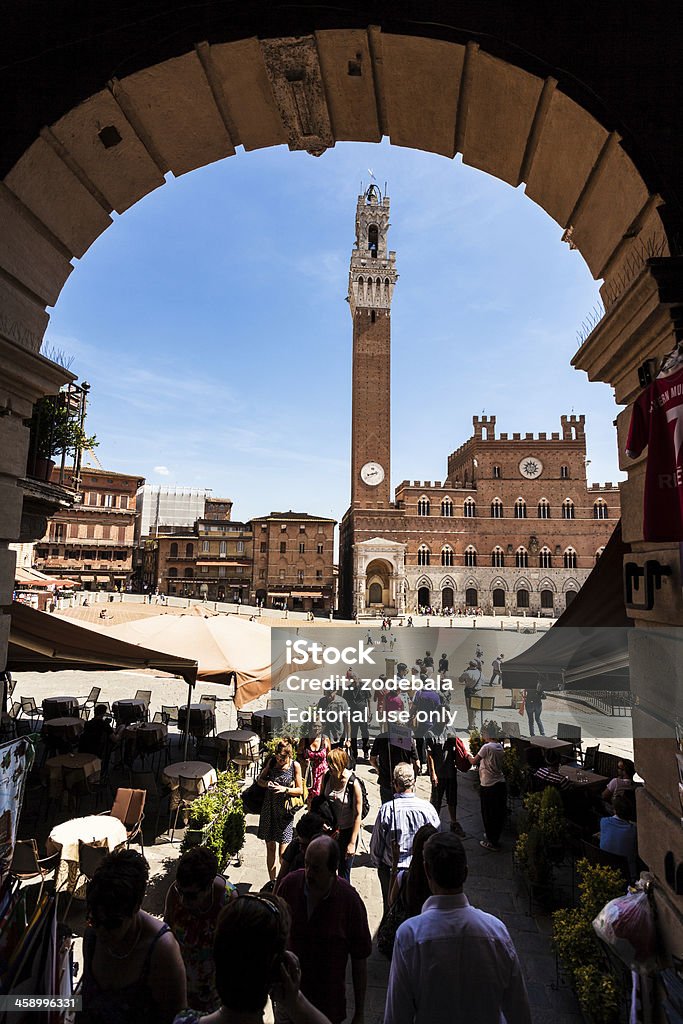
[{"x1": 370, "y1": 793, "x2": 441, "y2": 868}]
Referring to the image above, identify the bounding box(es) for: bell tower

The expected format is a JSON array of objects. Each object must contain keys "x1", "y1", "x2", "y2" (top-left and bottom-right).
[{"x1": 348, "y1": 184, "x2": 397, "y2": 506}]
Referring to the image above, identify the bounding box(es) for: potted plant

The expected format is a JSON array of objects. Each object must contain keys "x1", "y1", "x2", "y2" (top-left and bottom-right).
[
  {"x1": 181, "y1": 769, "x2": 246, "y2": 868},
  {"x1": 552, "y1": 859, "x2": 626, "y2": 1023},
  {"x1": 514, "y1": 788, "x2": 566, "y2": 898},
  {"x1": 30, "y1": 393, "x2": 98, "y2": 480}
]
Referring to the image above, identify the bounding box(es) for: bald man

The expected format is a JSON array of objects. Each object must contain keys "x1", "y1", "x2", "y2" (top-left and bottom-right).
[{"x1": 277, "y1": 836, "x2": 372, "y2": 1024}]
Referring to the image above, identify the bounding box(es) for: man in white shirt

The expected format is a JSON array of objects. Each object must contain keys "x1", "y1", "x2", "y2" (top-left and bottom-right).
[
  {"x1": 385, "y1": 833, "x2": 531, "y2": 1024},
  {"x1": 370, "y1": 763, "x2": 440, "y2": 909},
  {"x1": 459, "y1": 660, "x2": 483, "y2": 729}
]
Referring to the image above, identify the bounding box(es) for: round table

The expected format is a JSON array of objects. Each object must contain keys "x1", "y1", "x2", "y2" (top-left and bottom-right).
[
  {"x1": 121, "y1": 722, "x2": 168, "y2": 763},
  {"x1": 217, "y1": 728, "x2": 259, "y2": 747},
  {"x1": 162, "y1": 760, "x2": 217, "y2": 796},
  {"x1": 178, "y1": 703, "x2": 216, "y2": 739},
  {"x1": 42, "y1": 716, "x2": 85, "y2": 745},
  {"x1": 47, "y1": 813, "x2": 127, "y2": 895},
  {"x1": 112, "y1": 698, "x2": 147, "y2": 725},
  {"x1": 45, "y1": 752, "x2": 101, "y2": 800},
  {"x1": 42, "y1": 696, "x2": 79, "y2": 720},
  {"x1": 252, "y1": 708, "x2": 285, "y2": 739}
]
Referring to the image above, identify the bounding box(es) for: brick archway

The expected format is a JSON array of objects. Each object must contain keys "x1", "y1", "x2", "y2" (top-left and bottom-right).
[{"x1": 2, "y1": 11, "x2": 683, "y2": 962}]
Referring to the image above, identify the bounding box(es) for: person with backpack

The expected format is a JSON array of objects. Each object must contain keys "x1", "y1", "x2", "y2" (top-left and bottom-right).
[{"x1": 321, "y1": 748, "x2": 364, "y2": 881}]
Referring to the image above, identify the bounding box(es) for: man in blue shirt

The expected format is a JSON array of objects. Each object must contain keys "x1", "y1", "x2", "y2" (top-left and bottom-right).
[{"x1": 599, "y1": 793, "x2": 638, "y2": 879}]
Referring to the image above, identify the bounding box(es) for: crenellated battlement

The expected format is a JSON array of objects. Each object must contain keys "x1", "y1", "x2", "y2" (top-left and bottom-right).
[{"x1": 589, "y1": 482, "x2": 620, "y2": 491}]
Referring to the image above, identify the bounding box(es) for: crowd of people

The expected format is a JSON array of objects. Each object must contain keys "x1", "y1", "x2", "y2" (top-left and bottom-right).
[{"x1": 73, "y1": 631, "x2": 638, "y2": 1024}]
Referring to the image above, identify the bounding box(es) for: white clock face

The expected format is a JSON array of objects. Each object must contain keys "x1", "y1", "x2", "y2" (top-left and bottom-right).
[
  {"x1": 360, "y1": 461, "x2": 385, "y2": 486},
  {"x1": 519, "y1": 456, "x2": 543, "y2": 479}
]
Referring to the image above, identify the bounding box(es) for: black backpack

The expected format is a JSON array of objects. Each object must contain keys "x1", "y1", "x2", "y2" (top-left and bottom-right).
[
  {"x1": 319, "y1": 772, "x2": 371, "y2": 824},
  {"x1": 349, "y1": 772, "x2": 371, "y2": 819}
]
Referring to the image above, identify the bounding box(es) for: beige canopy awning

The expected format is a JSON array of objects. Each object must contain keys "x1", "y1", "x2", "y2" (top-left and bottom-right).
[
  {"x1": 107, "y1": 613, "x2": 290, "y2": 708},
  {"x1": 7, "y1": 600, "x2": 197, "y2": 684}
]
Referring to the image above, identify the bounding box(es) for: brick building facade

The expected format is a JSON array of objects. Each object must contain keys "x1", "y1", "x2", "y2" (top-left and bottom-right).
[
  {"x1": 340, "y1": 188, "x2": 619, "y2": 616},
  {"x1": 34, "y1": 467, "x2": 144, "y2": 590},
  {"x1": 251, "y1": 512, "x2": 336, "y2": 613}
]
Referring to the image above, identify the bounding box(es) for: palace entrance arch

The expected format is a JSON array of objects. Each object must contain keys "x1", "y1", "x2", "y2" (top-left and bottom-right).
[{"x1": 2, "y1": 6, "x2": 683, "y2": 963}]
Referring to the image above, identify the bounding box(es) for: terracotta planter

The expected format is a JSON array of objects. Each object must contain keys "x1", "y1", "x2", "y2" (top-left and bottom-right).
[{"x1": 32, "y1": 457, "x2": 55, "y2": 482}]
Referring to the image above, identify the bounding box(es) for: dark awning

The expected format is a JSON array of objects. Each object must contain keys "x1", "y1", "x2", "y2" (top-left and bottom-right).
[
  {"x1": 505, "y1": 521, "x2": 631, "y2": 690},
  {"x1": 7, "y1": 601, "x2": 197, "y2": 685}
]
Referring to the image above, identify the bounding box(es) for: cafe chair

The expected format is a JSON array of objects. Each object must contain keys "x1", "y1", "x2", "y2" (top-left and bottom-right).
[
  {"x1": 78, "y1": 706, "x2": 92, "y2": 721},
  {"x1": 131, "y1": 772, "x2": 171, "y2": 838},
  {"x1": 134, "y1": 690, "x2": 152, "y2": 721},
  {"x1": 556, "y1": 723, "x2": 583, "y2": 763},
  {"x1": 79, "y1": 686, "x2": 101, "y2": 716},
  {"x1": 501, "y1": 721, "x2": 521, "y2": 739},
  {"x1": 108, "y1": 788, "x2": 147, "y2": 853},
  {"x1": 196, "y1": 738, "x2": 224, "y2": 771},
  {"x1": 230, "y1": 737, "x2": 261, "y2": 780},
  {"x1": 61, "y1": 765, "x2": 91, "y2": 817},
  {"x1": 266, "y1": 698, "x2": 285, "y2": 710},
  {"x1": 152, "y1": 711, "x2": 165, "y2": 724},
  {"x1": 20, "y1": 697, "x2": 42, "y2": 727},
  {"x1": 10, "y1": 839, "x2": 61, "y2": 904},
  {"x1": 169, "y1": 775, "x2": 206, "y2": 843},
  {"x1": 63, "y1": 839, "x2": 110, "y2": 920},
  {"x1": 161, "y1": 705, "x2": 179, "y2": 726},
  {"x1": 583, "y1": 744, "x2": 600, "y2": 771},
  {"x1": 579, "y1": 838, "x2": 631, "y2": 883},
  {"x1": 199, "y1": 694, "x2": 218, "y2": 712},
  {"x1": 236, "y1": 710, "x2": 253, "y2": 731}
]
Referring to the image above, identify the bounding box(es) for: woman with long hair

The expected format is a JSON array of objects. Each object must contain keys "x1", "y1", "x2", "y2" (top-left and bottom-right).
[
  {"x1": 297, "y1": 721, "x2": 331, "y2": 806},
  {"x1": 321, "y1": 748, "x2": 362, "y2": 881},
  {"x1": 257, "y1": 738, "x2": 304, "y2": 880},
  {"x1": 172, "y1": 893, "x2": 331, "y2": 1024},
  {"x1": 387, "y1": 822, "x2": 438, "y2": 918}
]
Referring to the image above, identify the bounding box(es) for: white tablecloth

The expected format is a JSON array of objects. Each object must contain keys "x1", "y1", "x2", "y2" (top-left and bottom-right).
[{"x1": 162, "y1": 760, "x2": 217, "y2": 795}]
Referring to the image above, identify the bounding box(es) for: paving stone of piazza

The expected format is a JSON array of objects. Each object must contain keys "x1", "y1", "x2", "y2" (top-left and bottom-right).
[{"x1": 12, "y1": 609, "x2": 632, "y2": 1023}]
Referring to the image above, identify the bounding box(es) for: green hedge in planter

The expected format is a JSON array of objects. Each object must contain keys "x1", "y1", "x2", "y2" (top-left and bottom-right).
[
  {"x1": 552, "y1": 859, "x2": 626, "y2": 1024},
  {"x1": 180, "y1": 769, "x2": 246, "y2": 868}
]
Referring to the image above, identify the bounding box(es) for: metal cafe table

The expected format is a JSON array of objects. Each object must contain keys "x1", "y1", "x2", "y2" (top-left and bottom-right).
[
  {"x1": 528, "y1": 736, "x2": 573, "y2": 754},
  {"x1": 559, "y1": 765, "x2": 610, "y2": 792},
  {"x1": 120, "y1": 721, "x2": 168, "y2": 766},
  {"x1": 112, "y1": 698, "x2": 147, "y2": 726},
  {"x1": 251, "y1": 708, "x2": 285, "y2": 739},
  {"x1": 47, "y1": 813, "x2": 127, "y2": 894},
  {"x1": 178, "y1": 703, "x2": 216, "y2": 741},
  {"x1": 42, "y1": 716, "x2": 85, "y2": 747},
  {"x1": 44, "y1": 752, "x2": 101, "y2": 800},
  {"x1": 42, "y1": 696, "x2": 80, "y2": 721}
]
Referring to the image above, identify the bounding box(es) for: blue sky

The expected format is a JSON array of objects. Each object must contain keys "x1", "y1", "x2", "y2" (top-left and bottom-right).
[{"x1": 46, "y1": 139, "x2": 622, "y2": 523}]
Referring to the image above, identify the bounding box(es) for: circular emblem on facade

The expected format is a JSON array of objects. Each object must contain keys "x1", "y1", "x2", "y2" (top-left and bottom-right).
[
  {"x1": 360, "y1": 461, "x2": 385, "y2": 486},
  {"x1": 519, "y1": 456, "x2": 543, "y2": 479}
]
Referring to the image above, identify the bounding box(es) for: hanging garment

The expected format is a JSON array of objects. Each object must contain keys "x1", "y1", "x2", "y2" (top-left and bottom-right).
[{"x1": 626, "y1": 363, "x2": 683, "y2": 540}]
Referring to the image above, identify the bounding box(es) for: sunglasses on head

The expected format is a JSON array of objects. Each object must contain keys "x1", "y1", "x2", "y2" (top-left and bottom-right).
[{"x1": 239, "y1": 892, "x2": 280, "y2": 916}]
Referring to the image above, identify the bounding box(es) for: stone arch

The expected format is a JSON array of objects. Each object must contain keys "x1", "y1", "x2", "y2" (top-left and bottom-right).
[
  {"x1": 415, "y1": 574, "x2": 433, "y2": 591},
  {"x1": 538, "y1": 577, "x2": 557, "y2": 593},
  {"x1": 514, "y1": 576, "x2": 532, "y2": 592},
  {"x1": 440, "y1": 575, "x2": 456, "y2": 591},
  {"x1": 562, "y1": 577, "x2": 580, "y2": 593},
  {"x1": 490, "y1": 577, "x2": 508, "y2": 591}
]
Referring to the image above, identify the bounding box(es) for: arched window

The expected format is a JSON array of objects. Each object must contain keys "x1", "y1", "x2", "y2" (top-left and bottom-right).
[
  {"x1": 491, "y1": 547, "x2": 505, "y2": 568},
  {"x1": 492, "y1": 588, "x2": 506, "y2": 608},
  {"x1": 184, "y1": 567, "x2": 193, "y2": 578},
  {"x1": 562, "y1": 499, "x2": 575, "y2": 520},
  {"x1": 491, "y1": 498, "x2": 503, "y2": 519},
  {"x1": 441, "y1": 497, "x2": 453, "y2": 517},
  {"x1": 369, "y1": 582, "x2": 382, "y2": 604},
  {"x1": 493, "y1": 465, "x2": 501, "y2": 479},
  {"x1": 560, "y1": 465, "x2": 569, "y2": 479},
  {"x1": 441, "y1": 546, "x2": 454, "y2": 567},
  {"x1": 169, "y1": 542, "x2": 178, "y2": 558},
  {"x1": 539, "y1": 547, "x2": 553, "y2": 569},
  {"x1": 514, "y1": 498, "x2": 527, "y2": 519},
  {"x1": 593, "y1": 500, "x2": 608, "y2": 519},
  {"x1": 464, "y1": 497, "x2": 476, "y2": 518},
  {"x1": 465, "y1": 588, "x2": 478, "y2": 608},
  {"x1": 565, "y1": 590, "x2": 577, "y2": 607},
  {"x1": 515, "y1": 547, "x2": 529, "y2": 569},
  {"x1": 185, "y1": 542, "x2": 194, "y2": 557},
  {"x1": 541, "y1": 590, "x2": 554, "y2": 610},
  {"x1": 417, "y1": 544, "x2": 431, "y2": 566},
  {"x1": 564, "y1": 547, "x2": 577, "y2": 569},
  {"x1": 168, "y1": 567, "x2": 178, "y2": 578},
  {"x1": 417, "y1": 496, "x2": 430, "y2": 516},
  {"x1": 516, "y1": 589, "x2": 530, "y2": 609},
  {"x1": 368, "y1": 224, "x2": 378, "y2": 255},
  {"x1": 537, "y1": 498, "x2": 550, "y2": 519},
  {"x1": 595, "y1": 547, "x2": 605, "y2": 563},
  {"x1": 464, "y1": 546, "x2": 477, "y2": 568}
]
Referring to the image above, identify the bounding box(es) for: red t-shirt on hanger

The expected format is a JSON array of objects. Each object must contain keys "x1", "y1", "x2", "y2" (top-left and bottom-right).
[{"x1": 626, "y1": 363, "x2": 683, "y2": 541}]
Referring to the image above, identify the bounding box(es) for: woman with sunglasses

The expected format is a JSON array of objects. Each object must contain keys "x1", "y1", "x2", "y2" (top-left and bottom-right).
[
  {"x1": 83, "y1": 849, "x2": 187, "y2": 1024},
  {"x1": 257, "y1": 739, "x2": 304, "y2": 880},
  {"x1": 172, "y1": 893, "x2": 332, "y2": 1024},
  {"x1": 164, "y1": 846, "x2": 237, "y2": 1013}
]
